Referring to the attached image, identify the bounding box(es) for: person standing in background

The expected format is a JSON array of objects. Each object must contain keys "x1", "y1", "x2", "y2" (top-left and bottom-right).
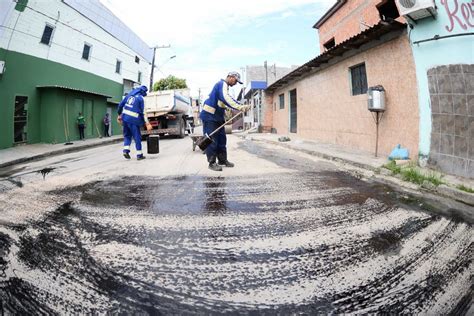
[
  {"x1": 103, "y1": 113, "x2": 110, "y2": 137},
  {"x1": 77, "y1": 112, "x2": 85, "y2": 141}
]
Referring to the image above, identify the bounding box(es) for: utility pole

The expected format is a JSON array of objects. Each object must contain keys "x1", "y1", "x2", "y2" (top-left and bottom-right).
[
  {"x1": 264, "y1": 60, "x2": 268, "y2": 85},
  {"x1": 149, "y1": 44, "x2": 171, "y2": 91}
]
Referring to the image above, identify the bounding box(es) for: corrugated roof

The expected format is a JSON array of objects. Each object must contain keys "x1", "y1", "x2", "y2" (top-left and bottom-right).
[
  {"x1": 37, "y1": 85, "x2": 112, "y2": 98},
  {"x1": 266, "y1": 20, "x2": 406, "y2": 94}
]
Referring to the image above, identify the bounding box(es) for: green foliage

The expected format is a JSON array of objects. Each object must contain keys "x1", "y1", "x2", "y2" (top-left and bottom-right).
[
  {"x1": 153, "y1": 75, "x2": 187, "y2": 91},
  {"x1": 456, "y1": 184, "x2": 474, "y2": 193},
  {"x1": 384, "y1": 161, "x2": 401, "y2": 174},
  {"x1": 383, "y1": 161, "x2": 444, "y2": 187}
]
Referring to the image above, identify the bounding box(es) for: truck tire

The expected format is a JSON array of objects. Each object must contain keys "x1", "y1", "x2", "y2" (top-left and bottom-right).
[{"x1": 178, "y1": 117, "x2": 186, "y2": 138}]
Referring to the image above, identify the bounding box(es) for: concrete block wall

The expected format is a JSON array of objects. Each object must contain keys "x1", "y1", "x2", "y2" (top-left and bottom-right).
[
  {"x1": 0, "y1": 0, "x2": 150, "y2": 86},
  {"x1": 245, "y1": 65, "x2": 299, "y2": 87},
  {"x1": 269, "y1": 35, "x2": 419, "y2": 158}
]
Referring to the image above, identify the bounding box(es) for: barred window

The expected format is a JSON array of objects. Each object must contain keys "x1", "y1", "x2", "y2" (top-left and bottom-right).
[
  {"x1": 350, "y1": 63, "x2": 368, "y2": 95},
  {"x1": 82, "y1": 43, "x2": 91, "y2": 60},
  {"x1": 40, "y1": 24, "x2": 54, "y2": 45},
  {"x1": 279, "y1": 93, "x2": 285, "y2": 109},
  {"x1": 115, "y1": 60, "x2": 122, "y2": 74}
]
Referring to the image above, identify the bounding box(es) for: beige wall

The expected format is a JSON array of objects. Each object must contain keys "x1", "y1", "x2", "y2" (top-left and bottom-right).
[{"x1": 269, "y1": 35, "x2": 419, "y2": 157}]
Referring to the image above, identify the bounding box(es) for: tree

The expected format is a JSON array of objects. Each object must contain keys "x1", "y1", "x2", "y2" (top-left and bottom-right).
[{"x1": 153, "y1": 75, "x2": 187, "y2": 91}]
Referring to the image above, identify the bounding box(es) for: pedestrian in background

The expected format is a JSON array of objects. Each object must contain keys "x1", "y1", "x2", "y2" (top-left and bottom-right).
[
  {"x1": 199, "y1": 71, "x2": 250, "y2": 171},
  {"x1": 117, "y1": 85, "x2": 152, "y2": 160},
  {"x1": 77, "y1": 112, "x2": 85, "y2": 141},
  {"x1": 103, "y1": 113, "x2": 110, "y2": 137}
]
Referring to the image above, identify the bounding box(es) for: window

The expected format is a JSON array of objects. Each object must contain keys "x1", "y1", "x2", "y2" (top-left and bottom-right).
[
  {"x1": 279, "y1": 93, "x2": 285, "y2": 109},
  {"x1": 115, "y1": 59, "x2": 121, "y2": 74},
  {"x1": 323, "y1": 37, "x2": 335, "y2": 51},
  {"x1": 40, "y1": 24, "x2": 54, "y2": 45},
  {"x1": 135, "y1": 56, "x2": 140, "y2": 64},
  {"x1": 137, "y1": 71, "x2": 142, "y2": 83},
  {"x1": 350, "y1": 63, "x2": 368, "y2": 95},
  {"x1": 377, "y1": 0, "x2": 400, "y2": 21},
  {"x1": 82, "y1": 43, "x2": 91, "y2": 60}
]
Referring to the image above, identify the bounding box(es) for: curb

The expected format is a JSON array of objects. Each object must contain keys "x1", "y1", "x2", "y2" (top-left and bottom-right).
[
  {"x1": 244, "y1": 136, "x2": 474, "y2": 207},
  {"x1": 248, "y1": 137, "x2": 379, "y2": 172},
  {"x1": 0, "y1": 137, "x2": 123, "y2": 169}
]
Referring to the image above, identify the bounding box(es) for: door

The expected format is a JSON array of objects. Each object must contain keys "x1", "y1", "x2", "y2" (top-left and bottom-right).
[
  {"x1": 289, "y1": 89, "x2": 297, "y2": 133},
  {"x1": 84, "y1": 99, "x2": 93, "y2": 137},
  {"x1": 14, "y1": 96, "x2": 28, "y2": 143}
]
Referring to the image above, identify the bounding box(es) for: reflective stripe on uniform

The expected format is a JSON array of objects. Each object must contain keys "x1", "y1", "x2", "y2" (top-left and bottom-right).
[
  {"x1": 217, "y1": 101, "x2": 226, "y2": 108},
  {"x1": 123, "y1": 109, "x2": 139, "y2": 118},
  {"x1": 203, "y1": 104, "x2": 216, "y2": 114},
  {"x1": 137, "y1": 151, "x2": 142, "y2": 155},
  {"x1": 124, "y1": 145, "x2": 130, "y2": 150}
]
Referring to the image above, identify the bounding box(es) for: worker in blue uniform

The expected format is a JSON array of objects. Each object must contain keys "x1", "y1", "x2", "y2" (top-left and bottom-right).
[
  {"x1": 200, "y1": 71, "x2": 250, "y2": 171},
  {"x1": 117, "y1": 85, "x2": 152, "y2": 160}
]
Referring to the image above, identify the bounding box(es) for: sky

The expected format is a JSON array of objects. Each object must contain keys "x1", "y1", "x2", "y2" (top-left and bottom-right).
[{"x1": 100, "y1": 0, "x2": 336, "y2": 97}]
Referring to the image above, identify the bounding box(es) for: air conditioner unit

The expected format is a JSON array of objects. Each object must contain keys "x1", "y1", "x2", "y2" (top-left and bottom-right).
[
  {"x1": 0, "y1": 61, "x2": 4, "y2": 74},
  {"x1": 396, "y1": 0, "x2": 437, "y2": 21}
]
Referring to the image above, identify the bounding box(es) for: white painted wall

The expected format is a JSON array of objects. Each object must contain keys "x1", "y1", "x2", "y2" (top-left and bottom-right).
[{"x1": 0, "y1": 0, "x2": 150, "y2": 85}]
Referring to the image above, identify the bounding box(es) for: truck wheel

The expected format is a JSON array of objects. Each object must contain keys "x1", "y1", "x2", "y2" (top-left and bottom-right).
[{"x1": 178, "y1": 118, "x2": 186, "y2": 138}]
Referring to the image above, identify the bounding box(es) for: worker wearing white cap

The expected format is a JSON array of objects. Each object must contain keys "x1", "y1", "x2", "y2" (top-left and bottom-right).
[{"x1": 199, "y1": 71, "x2": 250, "y2": 171}]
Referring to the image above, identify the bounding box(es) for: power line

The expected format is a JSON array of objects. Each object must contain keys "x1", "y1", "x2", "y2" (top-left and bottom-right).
[{"x1": 18, "y1": 2, "x2": 145, "y2": 61}]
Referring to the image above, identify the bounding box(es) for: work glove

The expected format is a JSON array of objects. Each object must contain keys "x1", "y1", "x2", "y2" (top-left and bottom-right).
[
  {"x1": 117, "y1": 115, "x2": 122, "y2": 125},
  {"x1": 145, "y1": 122, "x2": 153, "y2": 133},
  {"x1": 242, "y1": 104, "x2": 251, "y2": 112}
]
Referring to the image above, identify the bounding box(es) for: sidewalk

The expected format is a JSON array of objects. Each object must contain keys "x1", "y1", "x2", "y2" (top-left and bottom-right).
[
  {"x1": 0, "y1": 136, "x2": 123, "y2": 169},
  {"x1": 238, "y1": 131, "x2": 474, "y2": 207}
]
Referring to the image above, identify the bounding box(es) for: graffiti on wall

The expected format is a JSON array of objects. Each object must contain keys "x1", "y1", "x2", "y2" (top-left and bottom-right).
[{"x1": 441, "y1": 0, "x2": 474, "y2": 32}]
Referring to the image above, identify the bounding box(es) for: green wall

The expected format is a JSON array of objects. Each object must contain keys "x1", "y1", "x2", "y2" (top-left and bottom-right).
[
  {"x1": 0, "y1": 48, "x2": 123, "y2": 149},
  {"x1": 39, "y1": 89, "x2": 110, "y2": 143}
]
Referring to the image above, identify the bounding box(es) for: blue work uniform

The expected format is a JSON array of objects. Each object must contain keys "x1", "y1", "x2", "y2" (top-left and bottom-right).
[
  {"x1": 199, "y1": 79, "x2": 245, "y2": 163},
  {"x1": 117, "y1": 85, "x2": 148, "y2": 157}
]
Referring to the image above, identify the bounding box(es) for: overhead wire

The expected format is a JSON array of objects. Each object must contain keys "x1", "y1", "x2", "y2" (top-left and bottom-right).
[{"x1": 15, "y1": 1, "x2": 149, "y2": 61}]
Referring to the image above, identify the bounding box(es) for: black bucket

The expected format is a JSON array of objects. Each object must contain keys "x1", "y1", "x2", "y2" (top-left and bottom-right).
[
  {"x1": 196, "y1": 134, "x2": 213, "y2": 151},
  {"x1": 147, "y1": 135, "x2": 160, "y2": 154}
]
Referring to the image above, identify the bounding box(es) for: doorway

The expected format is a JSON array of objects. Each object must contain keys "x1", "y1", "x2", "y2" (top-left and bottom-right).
[
  {"x1": 14, "y1": 96, "x2": 28, "y2": 143},
  {"x1": 106, "y1": 107, "x2": 112, "y2": 136},
  {"x1": 289, "y1": 89, "x2": 297, "y2": 133}
]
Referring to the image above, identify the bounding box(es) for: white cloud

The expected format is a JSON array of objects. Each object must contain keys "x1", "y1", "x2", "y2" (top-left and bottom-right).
[
  {"x1": 101, "y1": 0, "x2": 335, "y2": 47},
  {"x1": 100, "y1": 0, "x2": 336, "y2": 97}
]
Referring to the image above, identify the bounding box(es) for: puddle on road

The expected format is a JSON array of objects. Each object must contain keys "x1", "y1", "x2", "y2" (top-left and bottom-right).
[{"x1": 37, "y1": 167, "x2": 56, "y2": 180}]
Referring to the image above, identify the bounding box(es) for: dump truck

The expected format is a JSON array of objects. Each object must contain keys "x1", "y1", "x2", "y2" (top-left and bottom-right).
[{"x1": 144, "y1": 89, "x2": 193, "y2": 138}]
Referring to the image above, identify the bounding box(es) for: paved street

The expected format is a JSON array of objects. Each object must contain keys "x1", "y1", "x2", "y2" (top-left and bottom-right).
[{"x1": 0, "y1": 135, "x2": 472, "y2": 314}]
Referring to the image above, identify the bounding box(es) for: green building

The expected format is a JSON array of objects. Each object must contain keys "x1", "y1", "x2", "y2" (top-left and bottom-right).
[{"x1": 0, "y1": 0, "x2": 152, "y2": 149}]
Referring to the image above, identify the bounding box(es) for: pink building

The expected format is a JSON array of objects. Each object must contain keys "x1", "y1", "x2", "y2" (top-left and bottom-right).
[{"x1": 264, "y1": 0, "x2": 419, "y2": 158}]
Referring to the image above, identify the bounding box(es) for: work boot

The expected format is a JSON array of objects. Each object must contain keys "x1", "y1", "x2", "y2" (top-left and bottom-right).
[
  {"x1": 218, "y1": 160, "x2": 234, "y2": 167},
  {"x1": 123, "y1": 152, "x2": 131, "y2": 159},
  {"x1": 217, "y1": 153, "x2": 234, "y2": 167},
  {"x1": 208, "y1": 162, "x2": 222, "y2": 171},
  {"x1": 207, "y1": 155, "x2": 222, "y2": 171},
  {"x1": 137, "y1": 155, "x2": 146, "y2": 160}
]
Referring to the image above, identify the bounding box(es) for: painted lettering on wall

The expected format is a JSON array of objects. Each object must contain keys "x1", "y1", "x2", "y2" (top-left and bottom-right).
[{"x1": 441, "y1": 0, "x2": 474, "y2": 32}]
